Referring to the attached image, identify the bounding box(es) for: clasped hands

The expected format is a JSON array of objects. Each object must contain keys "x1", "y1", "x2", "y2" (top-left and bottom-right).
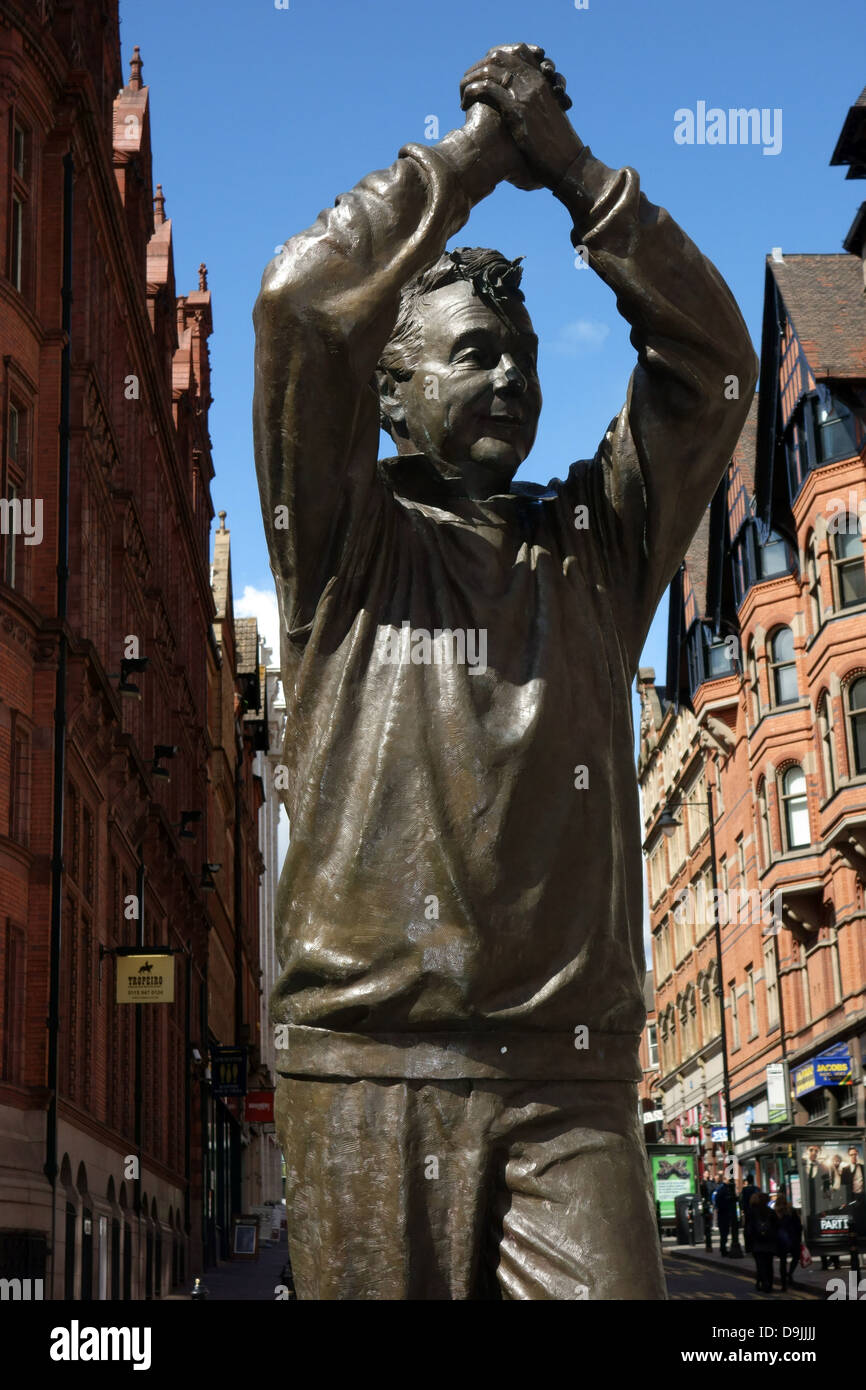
[{"x1": 458, "y1": 43, "x2": 583, "y2": 192}]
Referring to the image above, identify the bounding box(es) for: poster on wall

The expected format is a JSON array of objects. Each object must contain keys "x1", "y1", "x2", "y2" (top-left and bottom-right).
[
  {"x1": 651, "y1": 1152, "x2": 697, "y2": 1219},
  {"x1": 798, "y1": 1138, "x2": 865, "y2": 1244}
]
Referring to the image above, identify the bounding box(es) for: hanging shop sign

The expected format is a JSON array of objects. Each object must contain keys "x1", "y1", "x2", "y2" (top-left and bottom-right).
[
  {"x1": 244, "y1": 1090, "x2": 275, "y2": 1124},
  {"x1": 115, "y1": 953, "x2": 175, "y2": 1003},
  {"x1": 766, "y1": 1061, "x2": 791, "y2": 1125},
  {"x1": 211, "y1": 1046, "x2": 248, "y2": 1097},
  {"x1": 793, "y1": 1044, "x2": 852, "y2": 1099}
]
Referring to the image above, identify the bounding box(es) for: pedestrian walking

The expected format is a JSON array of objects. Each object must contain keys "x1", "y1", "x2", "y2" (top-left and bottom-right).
[
  {"x1": 739, "y1": 1173, "x2": 758, "y2": 1252},
  {"x1": 715, "y1": 1178, "x2": 734, "y2": 1255},
  {"x1": 773, "y1": 1194, "x2": 802, "y2": 1291},
  {"x1": 747, "y1": 1190, "x2": 778, "y2": 1292}
]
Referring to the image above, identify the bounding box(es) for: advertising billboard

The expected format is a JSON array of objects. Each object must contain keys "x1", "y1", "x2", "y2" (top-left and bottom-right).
[
  {"x1": 650, "y1": 1151, "x2": 698, "y2": 1219},
  {"x1": 798, "y1": 1137, "x2": 865, "y2": 1248}
]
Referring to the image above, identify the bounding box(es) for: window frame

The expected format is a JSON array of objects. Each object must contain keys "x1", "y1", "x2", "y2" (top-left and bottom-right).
[
  {"x1": 845, "y1": 675, "x2": 866, "y2": 779},
  {"x1": 806, "y1": 531, "x2": 823, "y2": 634},
  {"x1": 7, "y1": 116, "x2": 33, "y2": 296},
  {"x1": 831, "y1": 517, "x2": 866, "y2": 612},
  {"x1": 768, "y1": 626, "x2": 798, "y2": 708},
  {"x1": 779, "y1": 764, "x2": 810, "y2": 851},
  {"x1": 817, "y1": 690, "x2": 836, "y2": 798}
]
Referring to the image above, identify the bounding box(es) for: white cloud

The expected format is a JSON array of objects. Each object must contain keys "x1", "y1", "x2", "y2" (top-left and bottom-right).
[
  {"x1": 550, "y1": 318, "x2": 611, "y2": 354},
  {"x1": 235, "y1": 583, "x2": 280, "y2": 659}
]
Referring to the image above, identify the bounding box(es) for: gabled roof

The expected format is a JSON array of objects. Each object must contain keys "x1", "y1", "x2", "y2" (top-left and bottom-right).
[
  {"x1": 830, "y1": 83, "x2": 866, "y2": 177},
  {"x1": 769, "y1": 254, "x2": 866, "y2": 378}
]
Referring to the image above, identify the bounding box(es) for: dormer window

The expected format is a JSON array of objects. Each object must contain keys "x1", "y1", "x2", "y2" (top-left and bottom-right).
[{"x1": 785, "y1": 389, "x2": 858, "y2": 501}]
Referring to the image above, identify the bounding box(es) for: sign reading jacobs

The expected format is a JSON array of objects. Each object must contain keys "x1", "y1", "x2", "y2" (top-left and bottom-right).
[{"x1": 115, "y1": 954, "x2": 175, "y2": 1004}]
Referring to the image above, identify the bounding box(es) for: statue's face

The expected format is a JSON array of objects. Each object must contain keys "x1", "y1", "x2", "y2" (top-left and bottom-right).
[{"x1": 386, "y1": 280, "x2": 541, "y2": 493}]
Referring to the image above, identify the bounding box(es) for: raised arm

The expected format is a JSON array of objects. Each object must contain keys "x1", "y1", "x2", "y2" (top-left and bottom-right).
[
  {"x1": 462, "y1": 45, "x2": 758, "y2": 669},
  {"x1": 252, "y1": 101, "x2": 535, "y2": 641}
]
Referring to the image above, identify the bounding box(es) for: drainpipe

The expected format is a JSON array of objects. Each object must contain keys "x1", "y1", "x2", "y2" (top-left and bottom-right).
[{"x1": 45, "y1": 150, "x2": 74, "y2": 1297}]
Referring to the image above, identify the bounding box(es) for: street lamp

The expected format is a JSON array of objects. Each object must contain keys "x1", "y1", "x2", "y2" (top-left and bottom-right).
[
  {"x1": 659, "y1": 780, "x2": 744, "y2": 1259},
  {"x1": 108, "y1": 656, "x2": 150, "y2": 699},
  {"x1": 178, "y1": 811, "x2": 203, "y2": 840},
  {"x1": 152, "y1": 744, "x2": 178, "y2": 781}
]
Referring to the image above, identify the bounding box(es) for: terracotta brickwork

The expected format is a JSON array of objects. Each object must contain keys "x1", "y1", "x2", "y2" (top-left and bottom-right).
[
  {"x1": 0, "y1": 2, "x2": 267, "y2": 1296},
  {"x1": 637, "y1": 86, "x2": 866, "y2": 1179}
]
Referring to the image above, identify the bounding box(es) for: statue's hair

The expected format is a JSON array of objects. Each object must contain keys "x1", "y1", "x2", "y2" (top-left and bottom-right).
[{"x1": 377, "y1": 247, "x2": 525, "y2": 437}]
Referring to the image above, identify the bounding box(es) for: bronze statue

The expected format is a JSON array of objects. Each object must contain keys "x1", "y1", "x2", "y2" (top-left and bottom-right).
[{"x1": 254, "y1": 43, "x2": 757, "y2": 1299}]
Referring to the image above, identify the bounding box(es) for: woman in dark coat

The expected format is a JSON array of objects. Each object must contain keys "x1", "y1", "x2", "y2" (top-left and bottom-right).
[{"x1": 747, "y1": 1190, "x2": 779, "y2": 1292}]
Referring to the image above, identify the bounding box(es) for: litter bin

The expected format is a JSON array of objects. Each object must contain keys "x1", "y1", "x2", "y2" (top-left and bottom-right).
[{"x1": 674, "y1": 1192, "x2": 705, "y2": 1245}]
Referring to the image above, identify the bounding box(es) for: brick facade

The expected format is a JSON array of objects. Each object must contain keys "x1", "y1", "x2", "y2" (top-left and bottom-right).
[
  {"x1": 0, "y1": 2, "x2": 267, "y2": 1297},
  {"x1": 637, "y1": 83, "x2": 866, "y2": 1190}
]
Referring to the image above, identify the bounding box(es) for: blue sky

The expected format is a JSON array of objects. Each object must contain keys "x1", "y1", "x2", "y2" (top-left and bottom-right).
[{"x1": 122, "y1": 0, "x2": 866, "y2": 722}]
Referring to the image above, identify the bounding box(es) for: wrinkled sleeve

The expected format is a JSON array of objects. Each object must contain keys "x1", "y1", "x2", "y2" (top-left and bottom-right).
[
  {"x1": 554, "y1": 147, "x2": 758, "y2": 673},
  {"x1": 252, "y1": 144, "x2": 473, "y2": 643}
]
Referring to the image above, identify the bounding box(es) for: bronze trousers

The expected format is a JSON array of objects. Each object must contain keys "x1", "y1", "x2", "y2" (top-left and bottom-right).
[{"x1": 275, "y1": 1074, "x2": 667, "y2": 1300}]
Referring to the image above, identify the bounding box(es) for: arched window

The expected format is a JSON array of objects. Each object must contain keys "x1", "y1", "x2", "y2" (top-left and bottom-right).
[
  {"x1": 659, "y1": 1012, "x2": 669, "y2": 1071},
  {"x1": 806, "y1": 532, "x2": 822, "y2": 634},
  {"x1": 769, "y1": 627, "x2": 798, "y2": 706},
  {"x1": 747, "y1": 640, "x2": 761, "y2": 723},
  {"x1": 846, "y1": 676, "x2": 866, "y2": 777},
  {"x1": 832, "y1": 517, "x2": 866, "y2": 609},
  {"x1": 817, "y1": 692, "x2": 836, "y2": 797},
  {"x1": 780, "y1": 766, "x2": 810, "y2": 850},
  {"x1": 756, "y1": 778, "x2": 771, "y2": 868},
  {"x1": 699, "y1": 973, "x2": 711, "y2": 1036}
]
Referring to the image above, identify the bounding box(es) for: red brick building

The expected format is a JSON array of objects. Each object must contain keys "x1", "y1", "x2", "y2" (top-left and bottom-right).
[
  {"x1": 638, "y1": 83, "x2": 866, "y2": 1189},
  {"x1": 0, "y1": 2, "x2": 267, "y2": 1298}
]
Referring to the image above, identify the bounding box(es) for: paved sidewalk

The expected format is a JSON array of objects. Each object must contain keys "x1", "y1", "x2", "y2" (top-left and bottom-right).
[
  {"x1": 665, "y1": 1237, "x2": 853, "y2": 1298},
  {"x1": 177, "y1": 1239, "x2": 290, "y2": 1300}
]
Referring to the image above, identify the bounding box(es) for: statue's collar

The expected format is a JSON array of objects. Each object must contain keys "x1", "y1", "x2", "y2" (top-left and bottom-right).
[{"x1": 376, "y1": 454, "x2": 552, "y2": 509}]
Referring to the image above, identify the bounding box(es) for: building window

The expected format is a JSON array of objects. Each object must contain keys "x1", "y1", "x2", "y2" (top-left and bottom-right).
[
  {"x1": 700, "y1": 974, "x2": 712, "y2": 1036},
  {"x1": 9, "y1": 122, "x2": 31, "y2": 294},
  {"x1": 747, "y1": 640, "x2": 761, "y2": 723},
  {"x1": 830, "y1": 928, "x2": 843, "y2": 1006},
  {"x1": 760, "y1": 529, "x2": 791, "y2": 579},
  {"x1": 764, "y1": 939, "x2": 779, "y2": 1029},
  {"x1": 757, "y1": 778, "x2": 771, "y2": 868},
  {"x1": 768, "y1": 626, "x2": 798, "y2": 706},
  {"x1": 831, "y1": 519, "x2": 866, "y2": 610},
  {"x1": 811, "y1": 388, "x2": 857, "y2": 464},
  {"x1": 817, "y1": 692, "x2": 836, "y2": 797},
  {"x1": 786, "y1": 390, "x2": 858, "y2": 500},
  {"x1": 736, "y1": 834, "x2": 746, "y2": 883},
  {"x1": 3, "y1": 402, "x2": 30, "y2": 592},
  {"x1": 729, "y1": 980, "x2": 740, "y2": 1051},
  {"x1": 647, "y1": 1022, "x2": 658, "y2": 1070},
  {"x1": 732, "y1": 521, "x2": 795, "y2": 605},
  {"x1": 806, "y1": 532, "x2": 822, "y2": 634},
  {"x1": 846, "y1": 676, "x2": 866, "y2": 777},
  {"x1": 2, "y1": 923, "x2": 26, "y2": 1082},
  {"x1": 780, "y1": 765, "x2": 810, "y2": 850},
  {"x1": 9, "y1": 715, "x2": 30, "y2": 846},
  {"x1": 686, "y1": 620, "x2": 736, "y2": 694},
  {"x1": 799, "y1": 942, "x2": 812, "y2": 1024},
  {"x1": 745, "y1": 964, "x2": 757, "y2": 1037}
]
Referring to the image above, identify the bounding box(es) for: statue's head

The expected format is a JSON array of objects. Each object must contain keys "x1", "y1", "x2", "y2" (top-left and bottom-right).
[{"x1": 376, "y1": 248, "x2": 541, "y2": 497}]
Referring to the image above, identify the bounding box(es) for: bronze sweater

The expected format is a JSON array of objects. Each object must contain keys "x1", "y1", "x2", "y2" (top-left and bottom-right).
[{"x1": 253, "y1": 132, "x2": 757, "y2": 1080}]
